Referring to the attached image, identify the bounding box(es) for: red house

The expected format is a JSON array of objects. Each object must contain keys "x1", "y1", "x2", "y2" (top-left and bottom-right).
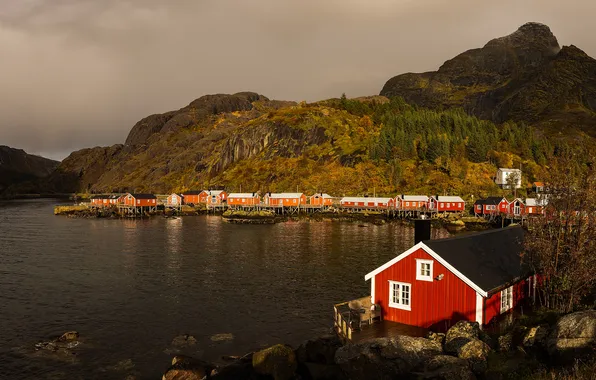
[
  {"x1": 309, "y1": 193, "x2": 334, "y2": 207},
  {"x1": 228, "y1": 192, "x2": 261, "y2": 206},
  {"x1": 167, "y1": 193, "x2": 184, "y2": 206},
  {"x1": 473, "y1": 197, "x2": 508, "y2": 216},
  {"x1": 396, "y1": 195, "x2": 429, "y2": 210},
  {"x1": 364, "y1": 227, "x2": 533, "y2": 331},
  {"x1": 123, "y1": 193, "x2": 157, "y2": 207},
  {"x1": 340, "y1": 197, "x2": 395, "y2": 209},
  {"x1": 525, "y1": 198, "x2": 545, "y2": 215},
  {"x1": 180, "y1": 190, "x2": 203, "y2": 205},
  {"x1": 90, "y1": 195, "x2": 111, "y2": 206},
  {"x1": 430, "y1": 196, "x2": 465, "y2": 212},
  {"x1": 202, "y1": 190, "x2": 228, "y2": 205},
  {"x1": 508, "y1": 198, "x2": 526, "y2": 217},
  {"x1": 263, "y1": 193, "x2": 307, "y2": 207}
]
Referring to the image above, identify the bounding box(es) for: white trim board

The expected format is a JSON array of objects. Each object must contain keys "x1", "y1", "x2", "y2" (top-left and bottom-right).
[
  {"x1": 364, "y1": 242, "x2": 489, "y2": 297},
  {"x1": 476, "y1": 292, "x2": 484, "y2": 327}
]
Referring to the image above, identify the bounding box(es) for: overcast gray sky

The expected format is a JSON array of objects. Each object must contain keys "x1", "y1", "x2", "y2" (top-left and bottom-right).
[{"x1": 1, "y1": 0, "x2": 594, "y2": 161}]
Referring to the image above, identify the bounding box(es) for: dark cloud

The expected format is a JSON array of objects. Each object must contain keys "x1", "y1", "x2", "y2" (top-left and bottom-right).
[{"x1": 0, "y1": 0, "x2": 594, "y2": 160}]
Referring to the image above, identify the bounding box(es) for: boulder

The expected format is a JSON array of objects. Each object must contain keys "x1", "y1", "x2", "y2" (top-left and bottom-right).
[
  {"x1": 252, "y1": 344, "x2": 297, "y2": 380},
  {"x1": 522, "y1": 325, "x2": 549, "y2": 349},
  {"x1": 334, "y1": 336, "x2": 442, "y2": 380},
  {"x1": 211, "y1": 353, "x2": 258, "y2": 380},
  {"x1": 547, "y1": 310, "x2": 596, "y2": 363},
  {"x1": 57, "y1": 331, "x2": 79, "y2": 342},
  {"x1": 496, "y1": 326, "x2": 529, "y2": 353},
  {"x1": 457, "y1": 339, "x2": 492, "y2": 375},
  {"x1": 416, "y1": 355, "x2": 477, "y2": 380},
  {"x1": 171, "y1": 334, "x2": 198, "y2": 347},
  {"x1": 426, "y1": 331, "x2": 446, "y2": 347},
  {"x1": 162, "y1": 355, "x2": 214, "y2": 380},
  {"x1": 295, "y1": 334, "x2": 343, "y2": 365},
  {"x1": 444, "y1": 321, "x2": 480, "y2": 355},
  {"x1": 498, "y1": 334, "x2": 513, "y2": 353}
]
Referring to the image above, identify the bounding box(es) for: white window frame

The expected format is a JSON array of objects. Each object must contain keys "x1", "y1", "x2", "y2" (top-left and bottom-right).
[
  {"x1": 388, "y1": 281, "x2": 411, "y2": 311},
  {"x1": 500, "y1": 286, "x2": 513, "y2": 314},
  {"x1": 416, "y1": 259, "x2": 434, "y2": 282}
]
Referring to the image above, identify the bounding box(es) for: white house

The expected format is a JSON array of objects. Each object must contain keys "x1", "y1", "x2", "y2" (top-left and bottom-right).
[{"x1": 495, "y1": 168, "x2": 522, "y2": 189}]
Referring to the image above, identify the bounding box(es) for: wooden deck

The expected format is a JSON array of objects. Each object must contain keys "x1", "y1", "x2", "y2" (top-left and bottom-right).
[{"x1": 351, "y1": 320, "x2": 429, "y2": 343}]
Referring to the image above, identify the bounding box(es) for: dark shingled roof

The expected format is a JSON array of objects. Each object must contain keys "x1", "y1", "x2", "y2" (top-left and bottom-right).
[
  {"x1": 181, "y1": 190, "x2": 204, "y2": 195},
  {"x1": 475, "y1": 197, "x2": 505, "y2": 206},
  {"x1": 423, "y1": 227, "x2": 529, "y2": 294},
  {"x1": 130, "y1": 193, "x2": 157, "y2": 199}
]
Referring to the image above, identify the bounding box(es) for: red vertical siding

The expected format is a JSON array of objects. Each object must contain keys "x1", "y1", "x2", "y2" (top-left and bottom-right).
[
  {"x1": 483, "y1": 292, "x2": 501, "y2": 325},
  {"x1": 483, "y1": 277, "x2": 530, "y2": 325},
  {"x1": 373, "y1": 248, "x2": 477, "y2": 331}
]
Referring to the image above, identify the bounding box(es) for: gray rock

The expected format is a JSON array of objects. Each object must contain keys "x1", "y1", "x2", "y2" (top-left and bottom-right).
[
  {"x1": 210, "y1": 353, "x2": 258, "y2": 380},
  {"x1": 171, "y1": 334, "x2": 198, "y2": 347},
  {"x1": 295, "y1": 334, "x2": 342, "y2": 365},
  {"x1": 252, "y1": 344, "x2": 297, "y2": 380},
  {"x1": 522, "y1": 325, "x2": 549, "y2": 349},
  {"x1": 334, "y1": 336, "x2": 442, "y2": 380},
  {"x1": 162, "y1": 355, "x2": 214, "y2": 380},
  {"x1": 57, "y1": 331, "x2": 79, "y2": 342},
  {"x1": 444, "y1": 321, "x2": 480, "y2": 355},
  {"x1": 416, "y1": 355, "x2": 477, "y2": 380},
  {"x1": 426, "y1": 331, "x2": 446, "y2": 347},
  {"x1": 547, "y1": 310, "x2": 596, "y2": 363},
  {"x1": 498, "y1": 334, "x2": 513, "y2": 352},
  {"x1": 458, "y1": 339, "x2": 492, "y2": 375}
]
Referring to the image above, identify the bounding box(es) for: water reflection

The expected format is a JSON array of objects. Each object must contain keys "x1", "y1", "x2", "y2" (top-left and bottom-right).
[{"x1": 0, "y1": 200, "x2": 454, "y2": 380}]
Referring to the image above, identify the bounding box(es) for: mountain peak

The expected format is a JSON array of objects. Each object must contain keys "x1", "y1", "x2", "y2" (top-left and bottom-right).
[
  {"x1": 485, "y1": 22, "x2": 560, "y2": 54},
  {"x1": 379, "y1": 22, "x2": 596, "y2": 138}
]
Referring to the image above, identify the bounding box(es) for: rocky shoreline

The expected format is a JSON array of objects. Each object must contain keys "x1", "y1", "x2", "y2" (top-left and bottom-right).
[
  {"x1": 20, "y1": 310, "x2": 595, "y2": 379},
  {"x1": 160, "y1": 310, "x2": 595, "y2": 379}
]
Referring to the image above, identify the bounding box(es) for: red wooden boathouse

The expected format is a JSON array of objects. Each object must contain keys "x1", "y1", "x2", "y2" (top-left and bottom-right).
[
  {"x1": 430, "y1": 196, "x2": 465, "y2": 212},
  {"x1": 364, "y1": 226, "x2": 533, "y2": 331},
  {"x1": 123, "y1": 193, "x2": 157, "y2": 207},
  {"x1": 396, "y1": 195, "x2": 429, "y2": 211},
  {"x1": 508, "y1": 198, "x2": 526, "y2": 217},
  {"x1": 167, "y1": 193, "x2": 184, "y2": 206},
  {"x1": 228, "y1": 192, "x2": 261, "y2": 206},
  {"x1": 473, "y1": 197, "x2": 508, "y2": 216},
  {"x1": 340, "y1": 197, "x2": 395, "y2": 209},
  {"x1": 309, "y1": 193, "x2": 334, "y2": 206},
  {"x1": 180, "y1": 190, "x2": 203, "y2": 205}
]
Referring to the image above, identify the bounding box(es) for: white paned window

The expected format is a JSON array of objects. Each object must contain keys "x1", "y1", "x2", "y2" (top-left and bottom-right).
[
  {"x1": 416, "y1": 259, "x2": 433, "y2": 281},
  {"x1": 388, "y1": 281, "x2": 411, "y2": 311},
  {"x1": 500, "y1": 286, "x2": 513, "y2": 313}
]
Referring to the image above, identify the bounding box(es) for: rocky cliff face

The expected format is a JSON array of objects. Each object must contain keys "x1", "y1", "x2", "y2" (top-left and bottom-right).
[
  {"x1": 124, "y1": 92, "x2": 268, "y2": 146},
  {"x1": 380, "y1": 23, "x2": 596, "y2": 137},
  {"x1": 0, "y1": 146, "x2": 59, "y2": 193}
]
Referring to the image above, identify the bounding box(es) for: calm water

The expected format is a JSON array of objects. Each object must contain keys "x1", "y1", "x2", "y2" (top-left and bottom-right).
[{"x1": 0, "y1": 199, "x2": 449, "y2": 379}]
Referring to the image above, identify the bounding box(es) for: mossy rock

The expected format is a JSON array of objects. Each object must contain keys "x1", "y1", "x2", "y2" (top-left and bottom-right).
[{"x1": 252, "y1": 344, "x2": 297, "y2": 380}]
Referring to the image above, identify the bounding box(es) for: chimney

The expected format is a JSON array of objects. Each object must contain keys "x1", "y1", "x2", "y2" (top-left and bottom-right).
[{"x1": 414, "y1": 216, "x2": 431, "y2": 244}]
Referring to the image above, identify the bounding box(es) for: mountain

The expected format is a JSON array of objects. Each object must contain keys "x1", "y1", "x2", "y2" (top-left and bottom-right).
[
  {"x1": 380, "y1": 23, "x2": 596, "y2": 138},
  {"x1": 40, "y1": 91, "x2": 565, "y2": 197},
  {"x1": 37, "y1": 23, "x2": 596, "y2": 197},
  {"x1": 0, "y1": 146, "x2": 59, "y2": 193}
]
